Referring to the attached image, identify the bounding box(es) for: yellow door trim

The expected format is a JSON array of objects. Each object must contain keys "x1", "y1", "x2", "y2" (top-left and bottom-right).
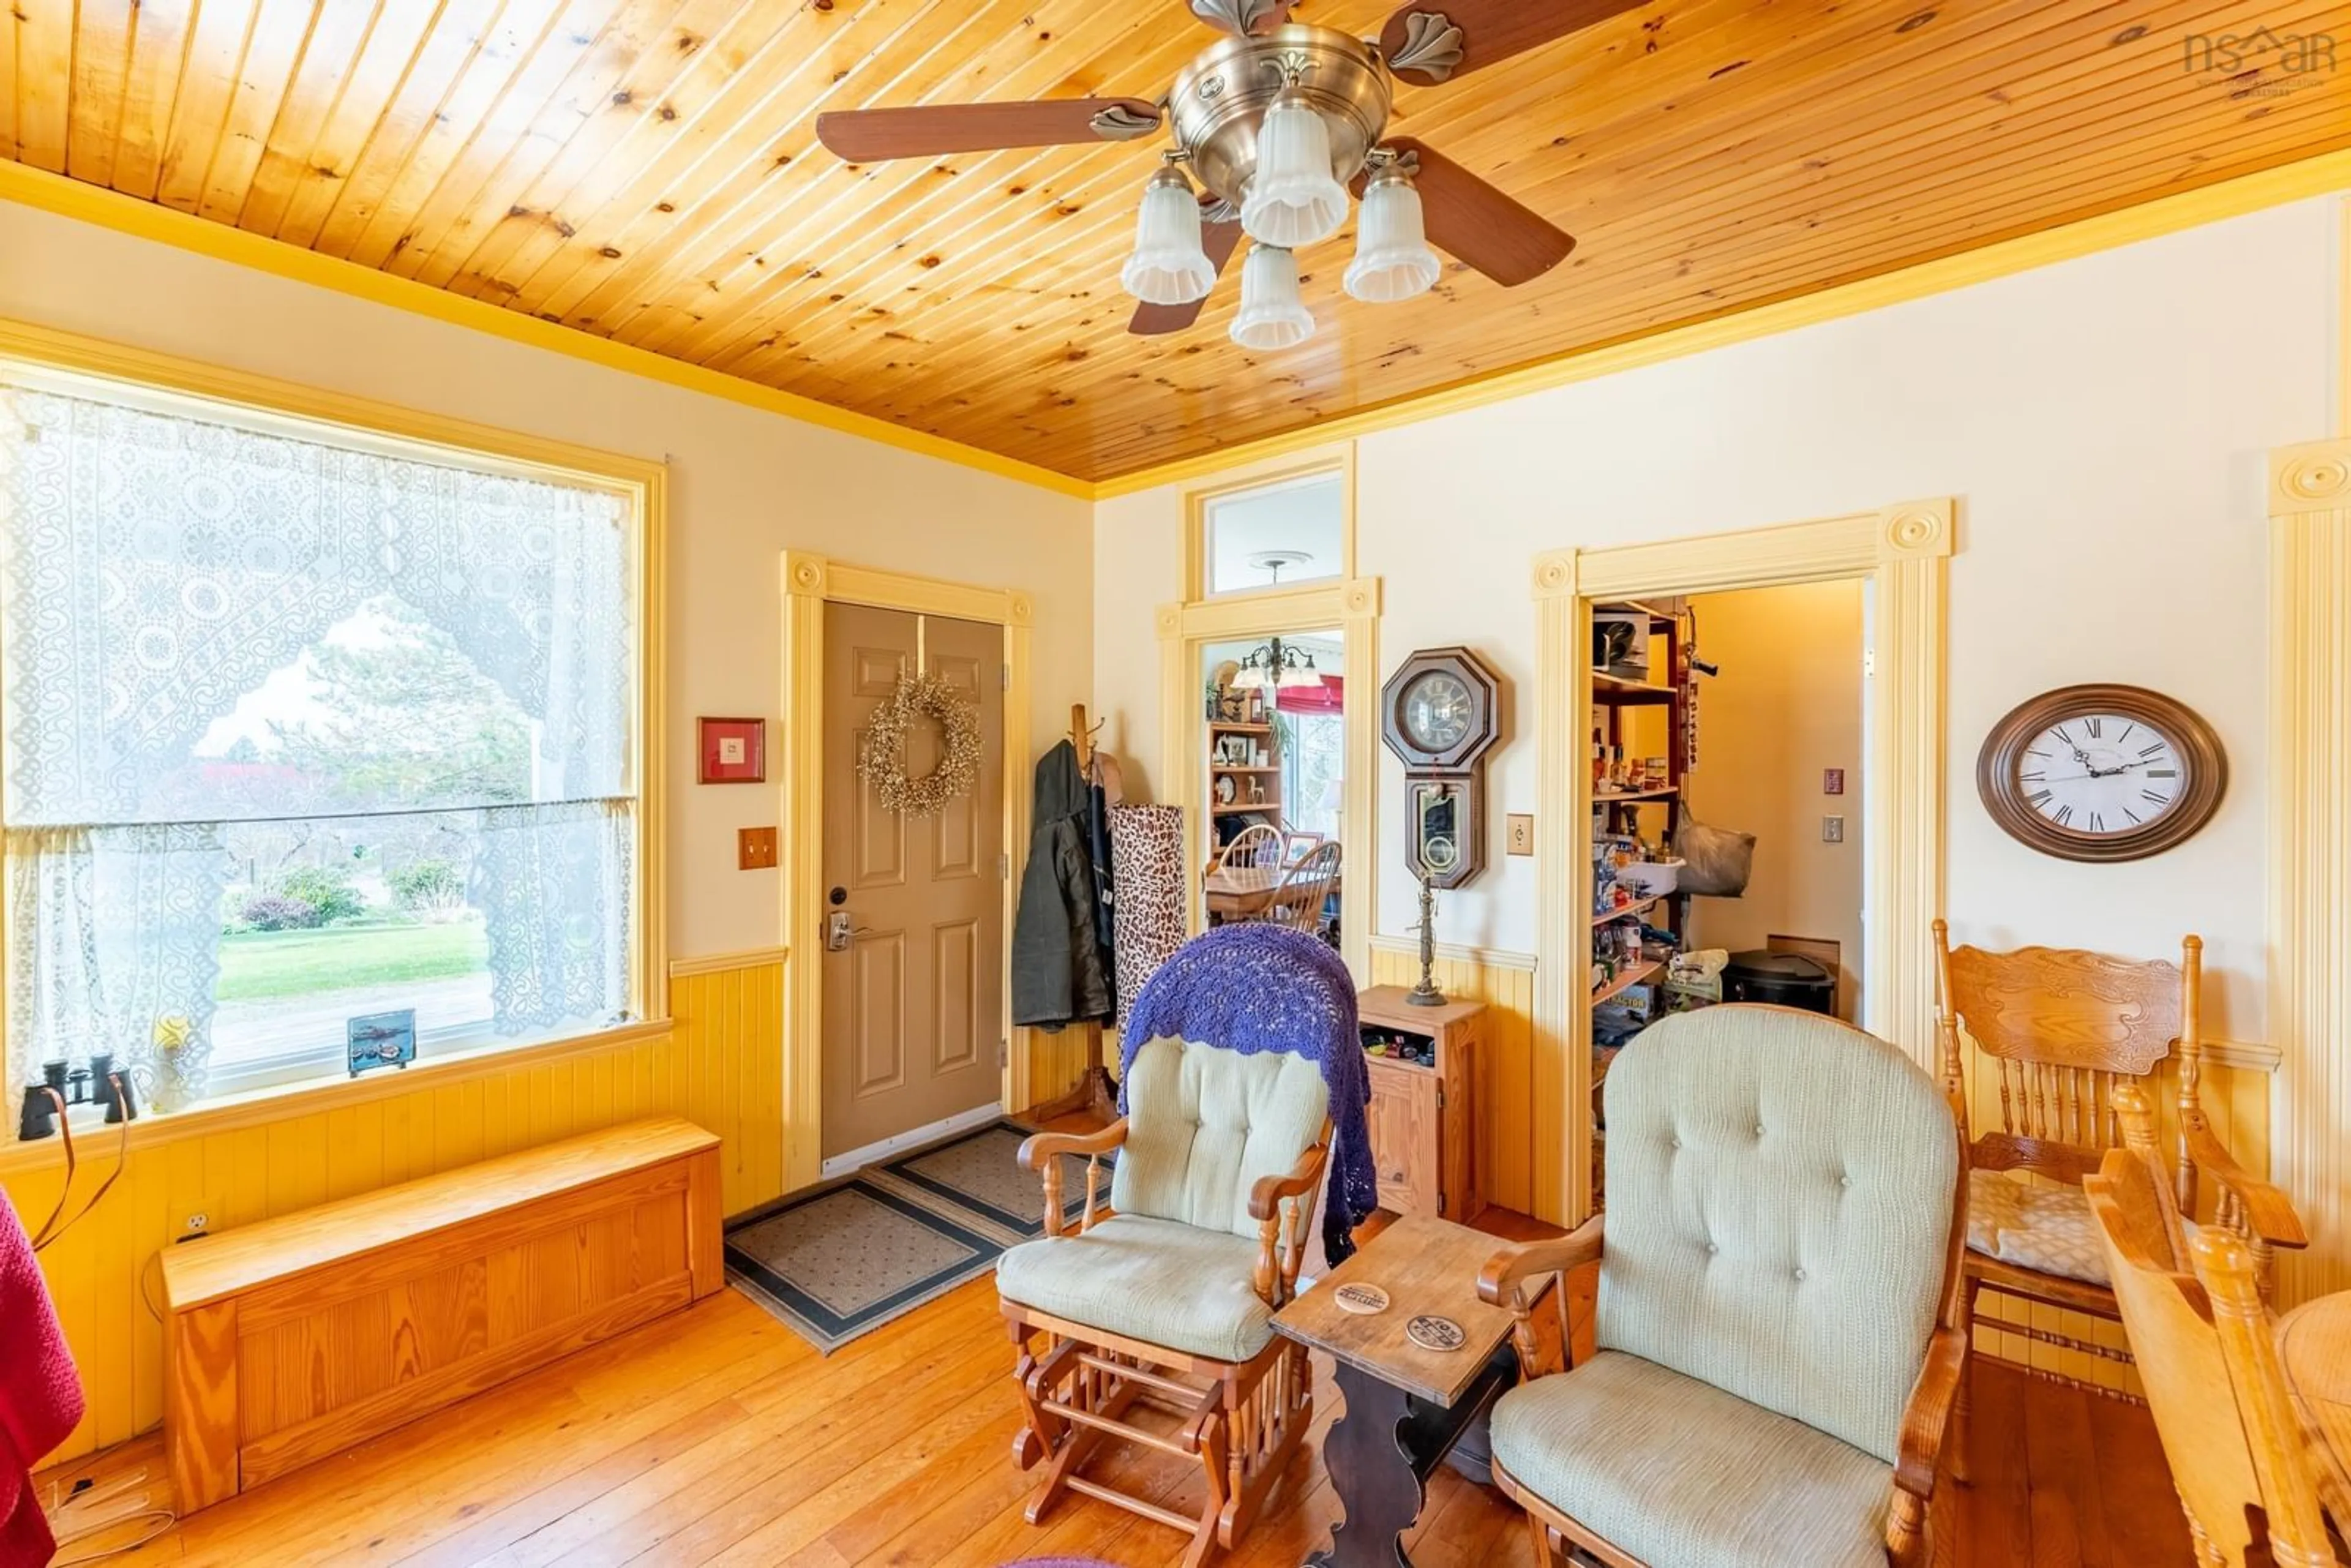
[
  {"x1": 778, "y1": 553, "x2": 1033, "y2": 1194},
  {"x1": 1532, "y1": 501, "x2": 1955, "y2": 1223}
]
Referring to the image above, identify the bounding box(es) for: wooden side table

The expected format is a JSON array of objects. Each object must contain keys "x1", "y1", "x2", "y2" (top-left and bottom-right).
[
  {"x1": 2277, "y1": 1289, "x2": 2351, "y2": 1531},
  {"x1": 1357, "y1": 985, "x2": 1485, "y2": 1225},
  {"x1": 1273, "y1": 1215, "x2": 1520, "y2": 1568}
]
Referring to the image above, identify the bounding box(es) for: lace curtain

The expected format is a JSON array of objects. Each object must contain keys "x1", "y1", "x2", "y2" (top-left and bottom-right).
[{"x1": 0, "y1": 381, "x2": 638, "y2": 1103}]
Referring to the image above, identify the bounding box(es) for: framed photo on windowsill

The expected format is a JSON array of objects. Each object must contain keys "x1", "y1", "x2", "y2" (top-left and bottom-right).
[{"x1": 699, "y1": 717, "x2": 766, "y2": 784}]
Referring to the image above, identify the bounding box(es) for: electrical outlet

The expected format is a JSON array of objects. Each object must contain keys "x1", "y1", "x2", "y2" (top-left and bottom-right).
[
  {"x1": 1506, "y1": 814, "x2": 1534, "y2": 855},
  {"x1": 1821, "y1": 815, "x2": 1845, "y2": 844},
  {"x1": 176, "y1": 1208, "x2": 210, "y2": 1239}
]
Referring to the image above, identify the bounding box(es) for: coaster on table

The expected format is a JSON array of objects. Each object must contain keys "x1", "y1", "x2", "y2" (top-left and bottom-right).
[
  {"x1": 1333, "y1": 1283, "x2": 1390, "y2": 1316},
  {"x1": 1406, "y1": 1314, "x2": 1466, "y2": 1352}
]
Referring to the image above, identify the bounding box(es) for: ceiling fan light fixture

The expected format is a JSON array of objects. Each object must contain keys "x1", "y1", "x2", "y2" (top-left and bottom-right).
[
  {"x1": 1239, "y1": 89, "x2": 1349, "y2": 247},
  {"x1": 1230, "y1": 244, "x2": 1316, "y2": 351},
  {"x1": 1122, "y1": 165, "x2": 1218, "y2": 306},
  {"x1": 1345, "y1": 166, "x2": 1442, "y2": 303}
]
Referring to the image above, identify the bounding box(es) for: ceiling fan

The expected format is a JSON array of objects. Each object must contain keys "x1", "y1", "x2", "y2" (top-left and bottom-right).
[{"x1": 814, "y1": 0, "x2": 1632, "y2": 350}]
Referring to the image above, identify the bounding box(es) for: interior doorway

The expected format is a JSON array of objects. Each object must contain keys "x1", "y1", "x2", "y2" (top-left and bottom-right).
[
  {"x1": 819, "y1": 603, "x2": 1007, "y2": 1169},
  {"x1": 1199, "y1": 628, "x2": 1347, "y2": 943}
]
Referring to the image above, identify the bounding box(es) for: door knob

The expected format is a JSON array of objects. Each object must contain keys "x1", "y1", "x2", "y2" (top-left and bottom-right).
[{"x1": 825, "y1": 910, "x2": 872, "y2": 952}]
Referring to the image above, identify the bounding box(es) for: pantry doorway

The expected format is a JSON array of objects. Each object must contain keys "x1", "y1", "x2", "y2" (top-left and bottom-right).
[{"x1": 1531, "y1": 501, "x2": 1955, "y2": 1225}]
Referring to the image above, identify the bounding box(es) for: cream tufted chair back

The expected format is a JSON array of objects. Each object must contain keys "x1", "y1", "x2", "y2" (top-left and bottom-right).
[
  {"x1": 1597, "y1": 1005, "x2": 1959, "y2": 1465},
  {"x1": 1112, "y1": 1037, "x2": 1331, "y2": 1242}
]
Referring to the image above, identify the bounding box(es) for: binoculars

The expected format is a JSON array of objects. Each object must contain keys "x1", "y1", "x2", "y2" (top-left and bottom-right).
[{"x1": 17, "y1": 1056, "x2": 138, "y2": 1141}]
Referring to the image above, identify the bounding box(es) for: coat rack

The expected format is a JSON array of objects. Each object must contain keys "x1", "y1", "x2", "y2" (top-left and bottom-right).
[{"x1": 1026, "y1": 704, "x2": 1124, "y2": 1126}]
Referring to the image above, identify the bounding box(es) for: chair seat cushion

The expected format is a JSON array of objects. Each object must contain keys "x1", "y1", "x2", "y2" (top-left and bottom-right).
[
  {"x1": 996, "y1": 1214, "x2": 1274, "y2": 1364},
  {"x1": 1967, "y1": 1169, "x2": 2110, "y2": 1287},
  {"x1": 1491, "y1": 1350, "x2": 1894, "y2": 1568}
]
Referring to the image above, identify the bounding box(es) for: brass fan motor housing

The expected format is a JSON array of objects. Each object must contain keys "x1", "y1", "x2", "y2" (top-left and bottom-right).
[{"x1": 1167, "y1": 25, "x2": 1394, "y2": 211}]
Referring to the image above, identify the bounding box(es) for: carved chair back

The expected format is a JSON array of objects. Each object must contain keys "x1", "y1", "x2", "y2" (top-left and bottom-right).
[
  {"x1": 2085, "y1": 1084, "x2": 2334, "y2": 1568},
  {"x1": 1933, "y1": 921, "x2": 2203, "y2": 1205},
  {"x1": 1216, "y1": 823, "x2": 1284, "y2": 872}
]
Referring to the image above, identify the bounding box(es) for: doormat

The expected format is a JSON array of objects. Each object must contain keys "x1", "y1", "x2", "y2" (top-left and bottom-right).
[
  {"x1": 724, "y1": 1178, "x2": 1010, "y2": 1354},
  {"x1": 875, "y1": 1120, "x2": 1116, "y2": 1238},
  {"x1": 724, "y1": 1122, "x2": 1114, "y2": 1352}
]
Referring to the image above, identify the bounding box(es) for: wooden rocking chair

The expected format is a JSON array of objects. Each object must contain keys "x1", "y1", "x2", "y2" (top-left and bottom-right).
[{"x1": 998, "y1": 1035, "x2": 1331, "y2": 1568}]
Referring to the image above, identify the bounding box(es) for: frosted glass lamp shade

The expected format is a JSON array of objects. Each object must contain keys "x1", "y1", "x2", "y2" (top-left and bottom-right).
[
  {"x1": 1240, "y1": 92, "x2": 1349, "y2": 247},
  {"x1": 1345, "y1": 171, "x2": 1442, "y2": 303},
  {"x1": 1121, "y1": 167, "x2": 1217, "y2": 306},
  {"x1": 1230, "y1": 244, "x2": 1316, "y2": 351}
]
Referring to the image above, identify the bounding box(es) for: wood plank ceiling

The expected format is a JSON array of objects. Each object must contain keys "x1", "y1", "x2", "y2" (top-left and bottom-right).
[{"x1": 2, "y1": 0, "x2": 2345, "y2": 486}]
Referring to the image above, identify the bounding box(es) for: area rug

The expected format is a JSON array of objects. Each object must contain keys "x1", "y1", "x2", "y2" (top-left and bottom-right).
[{"x1": 725, "y1": 1121, "x2": 1114, "y2": 1352}]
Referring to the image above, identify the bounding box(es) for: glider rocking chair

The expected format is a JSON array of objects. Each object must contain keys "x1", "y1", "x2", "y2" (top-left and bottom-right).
[{"x1": 997, "y1": 1037, "x2": 1331, "y2": 1568}]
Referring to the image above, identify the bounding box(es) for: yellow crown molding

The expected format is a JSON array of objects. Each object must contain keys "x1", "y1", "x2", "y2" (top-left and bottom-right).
[
  {"x1": 9, "y1": 146, "x2": 2349, "y2": 505},
  {"x1": 1092, "y1": 148, "x2": 2351, "y2": 500},
  {"x1": 0, "y1": 161, "x2": 1093, "y2": 501}
]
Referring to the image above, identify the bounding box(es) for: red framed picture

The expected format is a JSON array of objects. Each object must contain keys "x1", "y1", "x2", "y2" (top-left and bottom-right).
[{"x1": 699, "y1": 717, "x2": 766, "y2": 784}]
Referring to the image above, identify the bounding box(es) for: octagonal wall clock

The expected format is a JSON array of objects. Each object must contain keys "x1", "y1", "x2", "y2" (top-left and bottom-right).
[{"x1": 1381, "y1": 647, "x2": 1502, "y2": 888}]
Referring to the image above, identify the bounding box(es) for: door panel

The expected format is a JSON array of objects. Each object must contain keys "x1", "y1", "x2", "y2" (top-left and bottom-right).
[
  {"x1": 932, "y1": 920, "x2": 980, "y2": 1074},
  {"x1": 821, "y1": 603, "x2": 1006, "y2": 1159}
]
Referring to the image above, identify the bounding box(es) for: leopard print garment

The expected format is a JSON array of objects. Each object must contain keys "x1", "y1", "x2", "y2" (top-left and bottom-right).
[{"x1": 1107, "y1": 805, "x2": 1187, "y2": 1029}]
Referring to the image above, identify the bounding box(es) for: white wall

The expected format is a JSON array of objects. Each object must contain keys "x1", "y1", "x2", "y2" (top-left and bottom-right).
[
  {"x1": 1097, "y1": 195, "x2": 2347, "y2": 1041},
  {"x1": 0, "y1": 200, "x2": 1096, "y2": 961}
]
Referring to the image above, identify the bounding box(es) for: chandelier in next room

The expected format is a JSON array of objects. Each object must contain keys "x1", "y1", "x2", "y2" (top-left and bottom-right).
[{"x1": 815, "y1": 0, "x2": 1611, "y2": 352}]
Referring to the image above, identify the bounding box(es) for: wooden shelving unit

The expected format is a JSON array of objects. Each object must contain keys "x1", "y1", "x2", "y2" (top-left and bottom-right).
[
  {"x1": 1588, "y1": 602, "x2": 1692, "y2": 1207},
  {"x1": 1207, "y1": 714, "x2": 1283, "y2": 852}
]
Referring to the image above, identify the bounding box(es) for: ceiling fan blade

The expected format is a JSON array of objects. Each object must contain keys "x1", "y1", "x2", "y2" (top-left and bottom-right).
[
  {"x1": 1189, "y1": 0, "x2": 1295, "y2": 36},
  {"x1": 1376, "y1": 138, "x2": 1575, "y2": 287},
  {"x1": 1379, "y1": 0, "x2": 1646, "y2": 84},
  {"x1": 1130, "y1": 216, "x2": 1245, "y2": 336},
  {"x1": 816, "y1": 97, "x2": 1161, "y2": 163}
]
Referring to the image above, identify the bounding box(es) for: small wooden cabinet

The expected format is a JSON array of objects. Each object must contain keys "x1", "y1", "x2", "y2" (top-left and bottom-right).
[{"x1": 1357, "y1": 985, "x2": 1485, "y2": 1224}]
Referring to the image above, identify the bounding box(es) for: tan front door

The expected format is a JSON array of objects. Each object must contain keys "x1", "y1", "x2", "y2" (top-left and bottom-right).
[{"x1": 821, "y1": 604, "x2": 1006, "y2": 1160}]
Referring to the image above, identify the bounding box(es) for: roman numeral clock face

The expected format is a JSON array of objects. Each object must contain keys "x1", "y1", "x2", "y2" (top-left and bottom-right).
[{"x1": 1977, "y1": 686, "x2": 2225, "y2": 863}]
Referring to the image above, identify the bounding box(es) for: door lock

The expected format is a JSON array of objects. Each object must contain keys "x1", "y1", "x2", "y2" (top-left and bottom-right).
[{"x1": 825, "y1": 910, "x2": 871, "y2": 952}]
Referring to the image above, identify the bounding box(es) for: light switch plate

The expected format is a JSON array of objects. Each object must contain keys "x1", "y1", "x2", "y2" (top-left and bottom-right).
[
  {"x1": 1821, "y1": 816, "x2": 1845, "y2": 844},
  {"x1": 1823, "y1": 768, "x2": 1845, "y2": 796},
  {"x1": 739, "y1": 826, "x2": 778, "y2": 869},
  {"x1": 1506, "y1": 814, "x2": 1534, "y2": 855}
]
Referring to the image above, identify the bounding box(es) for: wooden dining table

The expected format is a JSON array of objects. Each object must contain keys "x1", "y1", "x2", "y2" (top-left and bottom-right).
[{"x1": 1203, "y1": 862, "x2": 1342, "y2": 920}]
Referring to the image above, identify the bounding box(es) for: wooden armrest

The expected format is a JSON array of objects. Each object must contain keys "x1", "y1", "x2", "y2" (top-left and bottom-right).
[
  {"x1": 1892, "y1": 1323, "x2": 1968, "y2": 1500},
  {"x1": 1016, "y1": 1119, "x2": 1128, "y2": 1173},
  {"x1": 1247, "y1": 1141, "x2": 1329, "y2": 1222},
  {"x1": 2187, "y1": 1125, "x2": 2309, "y2": 1249},
  {"x1": 1477, "y1": 1213, "x2": 1605, "y2": 1308}
]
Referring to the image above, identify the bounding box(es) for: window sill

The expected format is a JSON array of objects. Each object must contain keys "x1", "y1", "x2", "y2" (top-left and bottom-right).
[{"x1": 0, "y1": 1016, "x2": 674, "y2": 1180}]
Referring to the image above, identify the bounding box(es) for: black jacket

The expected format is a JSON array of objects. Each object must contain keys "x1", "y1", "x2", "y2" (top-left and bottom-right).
[{"x1": 1011, "y1": 741, "x2": 1113, "y2": 1030}]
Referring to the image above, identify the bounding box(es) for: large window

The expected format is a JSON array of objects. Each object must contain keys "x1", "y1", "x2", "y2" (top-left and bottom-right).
[{"x1": 0, "y1": 372, "x2": 648, "y2": 1111}]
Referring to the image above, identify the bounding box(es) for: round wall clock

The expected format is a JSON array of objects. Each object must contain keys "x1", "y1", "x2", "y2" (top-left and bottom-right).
[{"x1": 1976, "y1": 684, "x2": 2225, "y2": 863}]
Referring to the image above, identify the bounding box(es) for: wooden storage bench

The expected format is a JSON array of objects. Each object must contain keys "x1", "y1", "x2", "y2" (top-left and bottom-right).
[{"x1": 157, "y1": 1116, "x2": 723, "y2": 1513}]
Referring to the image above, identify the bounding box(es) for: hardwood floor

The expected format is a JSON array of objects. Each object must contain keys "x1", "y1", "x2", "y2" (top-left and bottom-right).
[{"x1": 40, "y1": 1242, "x2": 2192, "y2": 1567}]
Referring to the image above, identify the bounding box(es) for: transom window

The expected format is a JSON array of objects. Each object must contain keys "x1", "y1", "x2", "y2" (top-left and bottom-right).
[
  {"x1": 1200, "y1": 471, "x2": 1346, "y2": 598},
  {"x1": 0, "y1": 371, "x2": 648, "y2": 1111}
]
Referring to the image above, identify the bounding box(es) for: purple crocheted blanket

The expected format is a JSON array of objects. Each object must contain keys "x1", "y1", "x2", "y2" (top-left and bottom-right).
[{"x1": 1118, "y1": 923, "x2": 1374, "y2": 1262}]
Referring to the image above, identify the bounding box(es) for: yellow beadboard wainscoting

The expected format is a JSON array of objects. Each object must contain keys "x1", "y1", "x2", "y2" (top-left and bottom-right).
[
  {"x1": 0, "y1": 953, "x2": 784, "y2": 1466},
  {"x1": 1959, "y1": 1038, "x2": 2276, "y2": 1397},
  {"x1": 1367, "y1": 937, "x2": 1540, "y2": 1220}
]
